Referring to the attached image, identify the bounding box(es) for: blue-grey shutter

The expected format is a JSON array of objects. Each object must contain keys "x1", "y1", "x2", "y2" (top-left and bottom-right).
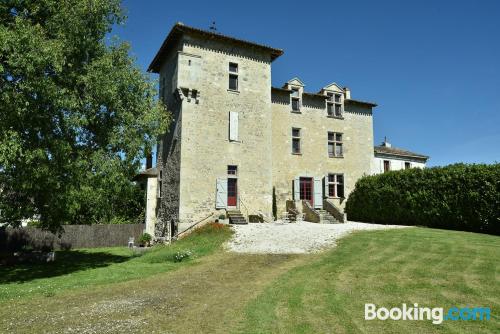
[
  {"x1": 216, "y1": 178, "x2": 228, "y2": 209},
  {"x1": 229, "y1": 112, "x2": 239, "y2": 141},
  {"x1": 324, "y1": 175, "x2": 329, "y2": 198},
  {"x1": 293, "y1": 177, "x2": 300, "y2": 200},
  {"x1": 314, "y1": 177, "x2": 322, "y2": 209}
]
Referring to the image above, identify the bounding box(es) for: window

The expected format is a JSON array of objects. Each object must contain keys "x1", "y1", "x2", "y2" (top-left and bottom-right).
[
  {"x1": 228, "y1": 62, "x2": 238, "y2": 91},
  {"x1": 328, "y1": 132, "x2": 343, "y2": 157},
  {"x1": 229, "y1": 62, "x2": 238, "y2": 73},
  {"x1": 228, "y1": 165, "x2": 238, "y2": 176},
  {"x1": 327, "y1": 174, "x2": 344, "y2": 198},
  {"x1": 384, "y1": 160, "x2": 390, "y2": 172},
  {"x1": 335, "y1": 104, "x2": 342, "y2": 117},
  {"x1": 291, "y1": 88, "x2": 300, "y2": 111},
  {"x1": 405, "y1": 162, "x2": 411, "y2": 169},
  {"x1": 292, "y1": 128, "x2": 301, "y2": 154},
  {"x1": 327, "y1": 103, "x2": 334, "y2": 116},
  {"x1": 326, "y1": 92, "x2": 342, "y2": 117}
]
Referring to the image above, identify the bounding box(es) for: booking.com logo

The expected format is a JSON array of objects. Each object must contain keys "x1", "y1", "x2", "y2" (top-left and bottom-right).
[{"x1": 365, "y1": 303, "x2": 491, "y2": 325}]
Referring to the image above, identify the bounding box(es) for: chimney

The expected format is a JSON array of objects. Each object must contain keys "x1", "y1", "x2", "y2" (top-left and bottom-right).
[
  {"x1": 382, "y1": 136, "x2": 391, "y2": 148},
  {"x1": 343, "y1": 87, "x2": 351, "y2": 99},
  {"x1": 146, "y1": 153, "x2": 153, "y2": 169}
]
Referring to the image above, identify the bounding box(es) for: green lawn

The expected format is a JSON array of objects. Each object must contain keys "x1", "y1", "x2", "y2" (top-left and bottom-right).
[
  {"x1": 0, "y1": 226, "x2": 498, "y2": 333},
  {"x1": 242, "y1": 228, "x2": 499, "y2": 334},
  {"x1": 0, "y1": 223, "x2": 232, "y2": 301}
]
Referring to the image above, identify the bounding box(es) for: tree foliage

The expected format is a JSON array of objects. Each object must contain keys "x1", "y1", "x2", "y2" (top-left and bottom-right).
[
  {"x1": 0, "y1": 0, "x2": 170, "y2": 230},
  {"x1": 345, "y1": 163, "x2": 500, "y2": 235}
]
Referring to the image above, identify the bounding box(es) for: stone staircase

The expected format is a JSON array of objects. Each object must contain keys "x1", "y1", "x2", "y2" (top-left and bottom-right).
[
  {"x1": 316, "y1": 209, "x2": 338, "y2": 224},
  {"x1": 227, "y1": 210, "x2": 248, "y2": 225}
]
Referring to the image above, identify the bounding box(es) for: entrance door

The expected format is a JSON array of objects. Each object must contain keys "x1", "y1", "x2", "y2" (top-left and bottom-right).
[
  {"x1": 299, "y1": 177, "x2": 313, "y2": 206},
  {"x1": 227, "y1": 178, "x2": 238, "y2": 207}
]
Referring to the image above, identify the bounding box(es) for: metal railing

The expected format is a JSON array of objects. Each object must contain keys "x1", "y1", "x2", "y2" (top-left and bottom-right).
[{"x1": 173, "y1": 213, "x2": 214, "y2": 240}]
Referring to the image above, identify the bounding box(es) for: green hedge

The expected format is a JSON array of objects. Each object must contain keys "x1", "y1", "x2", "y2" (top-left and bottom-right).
[{"x1": 345, "y1": 163, "x2": 500, "y2": 235}]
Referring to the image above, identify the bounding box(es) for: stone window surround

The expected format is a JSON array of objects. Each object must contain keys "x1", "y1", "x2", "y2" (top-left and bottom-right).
[
  {"x1": 328, "y1": 131, "x2": 344, "y2": 158},
  {"x1": 291, "y1": 127, "x2": 301, "y2": 155},
  {"x1": 327, "y1": 173, "x2": 345, "y2": 198},
  {"x1": 326, "y1": 91, "x2": 343, "y2": 118},
  {"x1": 228, "y1": 62, "x2": 239, "y2": 92},
  {"x1": 290, "y1": 87, "x2": 301, "y2": 112}
]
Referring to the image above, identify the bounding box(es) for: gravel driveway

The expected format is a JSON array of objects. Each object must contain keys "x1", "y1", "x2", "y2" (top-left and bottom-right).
[{"x1": 227, "y1": 221, "x2": 409, "y2": 254}]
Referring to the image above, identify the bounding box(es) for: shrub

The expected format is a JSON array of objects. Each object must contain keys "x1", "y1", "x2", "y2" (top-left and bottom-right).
[
  {"x1": 138, "y1": 232, "x2": 152, "y2": 246},
  {"x1": 345, "y1": 163, "x2": 500, "y2": 235},
  {"x1": 173, "y1": 250, "x2": 192, "y2": 262},
  {"x1": 218, "y1": 214, "x2": 226, "y2": 220}
]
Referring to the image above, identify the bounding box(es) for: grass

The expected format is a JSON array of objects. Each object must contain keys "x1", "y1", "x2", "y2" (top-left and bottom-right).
[
  {"x1": 0, "y1": 222, "x2": 232, "y2": 301},
  {"x1": 241, "y1": 228, "x2": 499, "y2": 334},
  {"x1": 0, "y1": 226, "x2": 498, "y2": 333}
]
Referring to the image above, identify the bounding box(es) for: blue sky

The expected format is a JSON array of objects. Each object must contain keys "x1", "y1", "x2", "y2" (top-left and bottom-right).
[{"x1": 114, "y1": 0, "x2": 500, "y2": 167}]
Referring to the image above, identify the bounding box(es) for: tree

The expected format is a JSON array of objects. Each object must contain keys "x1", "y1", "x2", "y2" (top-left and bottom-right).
[{"x1": 0, "y1": 0, "x2": 170, "y2": 231}]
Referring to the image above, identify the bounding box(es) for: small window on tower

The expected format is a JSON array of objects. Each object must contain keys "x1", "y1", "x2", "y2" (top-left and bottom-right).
[
  {"x1": 228, "y1": 63, "x2": 239, "y2": 91},
  {"x1": 228, "y1": 165, "x2": 238, "y2": 176},
  {"x1": 292, "y1": 128, "x2": 301, "y2": 154}
]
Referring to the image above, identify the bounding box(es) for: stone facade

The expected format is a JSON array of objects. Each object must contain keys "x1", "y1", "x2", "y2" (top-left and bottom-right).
[{"x1": 147, "y1": 23, "x2": 381, "y2": 237}]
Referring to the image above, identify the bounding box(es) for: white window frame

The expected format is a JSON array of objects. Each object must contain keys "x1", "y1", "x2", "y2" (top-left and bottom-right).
[
  {"x1": 326, "y1": 92, "x2": 343, "y2": 117},
  {"x1": 327, "y1": 173, "x2": 344, "y2": 198},
  {"x1": 328, "y1": 132, "x2": 343, "y2": 157}
]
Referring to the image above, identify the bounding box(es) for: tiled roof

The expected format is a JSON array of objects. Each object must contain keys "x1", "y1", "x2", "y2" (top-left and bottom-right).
[
  {"x1": 374, "y1": 146, "x2": 429, "y2": 160},
  {"x1": 148, "y1": 23, "x2": 284, "y2": 73}
]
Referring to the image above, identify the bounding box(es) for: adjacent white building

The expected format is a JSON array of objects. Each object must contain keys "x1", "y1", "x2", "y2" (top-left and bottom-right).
[{"x1": 372, "y1": 138, "x2": 429, "y2": 174}]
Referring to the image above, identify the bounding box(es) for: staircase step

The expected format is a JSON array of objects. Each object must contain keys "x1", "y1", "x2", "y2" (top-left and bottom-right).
[{"x1": 227, "y1": 210, "x2": 248, "y2": 224}]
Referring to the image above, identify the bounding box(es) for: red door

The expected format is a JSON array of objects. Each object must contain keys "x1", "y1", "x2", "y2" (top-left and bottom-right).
[
  {"x1": 227, "y1": 178, "x2": 237, "y2": 206},
  {"x1": 299, "y1": 177, "x2": 313, "y2": 206}
]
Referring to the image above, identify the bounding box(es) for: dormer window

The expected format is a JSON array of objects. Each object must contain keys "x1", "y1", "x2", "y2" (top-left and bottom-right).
[
  {"x1": 326, "y1": 92, "x2": 343, "y2": 117},
  {"x1": 228, "y1": 62, "x2": 238, "y2": 91},
  {"x1": 291, "y1": 88, "x2": 300, "y2": 112}
]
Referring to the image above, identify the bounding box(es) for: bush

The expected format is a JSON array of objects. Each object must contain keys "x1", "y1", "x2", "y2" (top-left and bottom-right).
[
  {"x1": 218, "y1": 214, "x2": 226, "y2": 220},
  {"x1": 138, "y1": 232, "x2": 152, "y2": 246},
  {"x1": 345, "y1": 163, "x2": 500, "y2": 235}
]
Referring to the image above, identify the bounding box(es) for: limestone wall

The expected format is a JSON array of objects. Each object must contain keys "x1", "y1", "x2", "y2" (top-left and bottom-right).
[
  {"x1": 176, "y1": 35, "x2": 274, "y2": 224},
  {"x1": 271, "y1": 95, "x2": 374, "y2": 214}
]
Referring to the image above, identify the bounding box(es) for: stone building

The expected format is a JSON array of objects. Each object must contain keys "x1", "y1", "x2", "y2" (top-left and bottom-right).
[
  {"x1": 143, "y1": 22, "x2": 423, "y2": 239},
  {"x1": 372, "y1": 138, "x2": 429, "y2": 174}
]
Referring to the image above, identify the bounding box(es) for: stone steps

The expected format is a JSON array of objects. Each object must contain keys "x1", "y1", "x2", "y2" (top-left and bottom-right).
[
  {"x1": 227, "y1": 210, "x2": 248, "y2": 225},
  {"x1": 316, "y1": 209, "x2": 339, "y2": 224}
]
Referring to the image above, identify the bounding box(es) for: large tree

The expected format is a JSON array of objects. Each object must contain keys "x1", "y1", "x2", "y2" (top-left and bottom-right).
[{"x1": 0, "y1": 0, "x2": 169, "y2": 231}]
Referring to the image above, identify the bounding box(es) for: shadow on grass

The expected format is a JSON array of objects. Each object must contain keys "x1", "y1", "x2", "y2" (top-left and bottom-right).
[{"x1": 0, "y1": 250, "x2": 132, "y2": 284}]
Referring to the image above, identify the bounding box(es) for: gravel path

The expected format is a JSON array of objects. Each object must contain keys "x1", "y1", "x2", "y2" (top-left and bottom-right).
[{"x1": 227, "y1": 221, "x2": 410, "y2": 254}]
